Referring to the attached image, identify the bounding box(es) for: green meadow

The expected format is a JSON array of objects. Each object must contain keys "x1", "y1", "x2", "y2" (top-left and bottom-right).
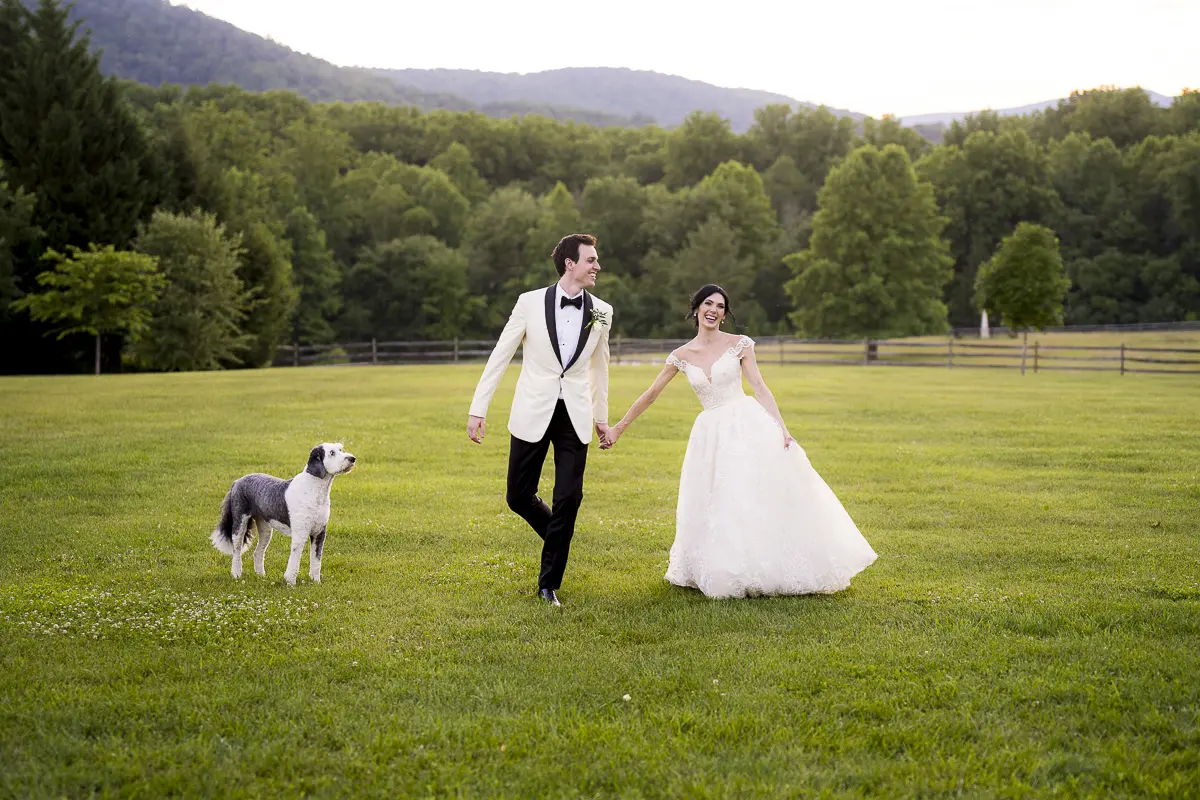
[{"x1": 1, "y1": 364, "x2": 1197, "y2": 797}]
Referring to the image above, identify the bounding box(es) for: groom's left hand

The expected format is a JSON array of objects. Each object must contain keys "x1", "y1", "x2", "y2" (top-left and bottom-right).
[{"x1": 595, "y1": 422, "x2": 612, "y2": 449}]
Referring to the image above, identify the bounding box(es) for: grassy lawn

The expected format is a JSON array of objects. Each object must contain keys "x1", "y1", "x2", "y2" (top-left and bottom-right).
[{"x1": 1, "y1": 364, "x2": 1198, "y2": 797}]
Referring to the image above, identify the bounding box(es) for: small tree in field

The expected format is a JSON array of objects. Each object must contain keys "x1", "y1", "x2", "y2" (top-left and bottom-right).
[
  {"x1": 9, "y1": 244, "x2": 163, "y2": 374},
  {"x1": 974, "y1": 223, "x2": 1071, "y2": 358}
]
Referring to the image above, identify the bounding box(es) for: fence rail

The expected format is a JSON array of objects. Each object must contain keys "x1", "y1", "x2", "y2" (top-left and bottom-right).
[
  {"x1": 274, "y1": 334, "x2": 1200, "y2": 375},
  {"x1": 950, "y1": 320, "x2": 1200, "y2": 337}
]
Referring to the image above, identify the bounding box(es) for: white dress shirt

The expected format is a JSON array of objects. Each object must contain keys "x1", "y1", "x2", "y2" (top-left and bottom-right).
[
  {"x1": 555, "y1": 284, "x2": 585, "y2": 366},
  {"x1": 555, "y1": 283, "x2": 584, "y2": 398}
]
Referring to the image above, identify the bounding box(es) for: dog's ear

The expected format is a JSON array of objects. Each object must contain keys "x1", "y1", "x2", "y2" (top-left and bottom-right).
[{"x1": 306, "y1": 446, "x2": 327, "y2": 479}]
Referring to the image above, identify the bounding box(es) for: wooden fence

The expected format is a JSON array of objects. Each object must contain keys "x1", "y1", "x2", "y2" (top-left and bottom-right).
[{"x1": 274, "y1": 335, "x2": 1200, "y2": 375}]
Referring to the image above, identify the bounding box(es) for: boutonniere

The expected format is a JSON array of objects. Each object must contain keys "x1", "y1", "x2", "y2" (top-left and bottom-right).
[{"x1": 585, "y1": 308, "x2": 609, "y2": 330}]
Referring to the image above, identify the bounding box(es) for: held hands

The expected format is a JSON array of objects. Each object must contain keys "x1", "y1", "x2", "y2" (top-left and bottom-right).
[
  {"x1": 471, "y1": 417, "x2": 622, "y2": 448},
  {"x1": 783, "y1": 430, "x2": 796, "y2": 450},
  {"x1": 599, "y1": 422, "x2": 622, "y2": 450}
]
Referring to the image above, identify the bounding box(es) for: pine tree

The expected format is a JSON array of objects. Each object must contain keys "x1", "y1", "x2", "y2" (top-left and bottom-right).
[
  {"x1": 0, "y1": 0, "x2": 154, "y2": 250},
  {"x1": 0, "y1": 159, "x2": 39, "y2": 306},
  {"x1": 0, "y1": 0, "x2": 157, "y2": 372}
]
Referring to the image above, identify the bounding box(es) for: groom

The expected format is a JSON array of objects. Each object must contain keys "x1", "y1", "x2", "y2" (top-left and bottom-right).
[{"x1": 467, "y1": 233, "x2": 613, "y2": 607}]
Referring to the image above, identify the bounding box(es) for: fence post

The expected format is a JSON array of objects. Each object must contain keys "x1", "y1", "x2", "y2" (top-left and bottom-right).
[
  {"x1": 779, "y1": 336, "x2": 785, "y2": 366},
  {"x1": 371, "y1": 338, "x2": 377, "y2": 365},
  {"x1": 863, "y1": 338, "x2": 870, "y2": 366},
  {"x1": 1033, "y1": 342, "x2": 1039, "y2": 374},
  {"x1": 947, "y1": 336, "x2": 953, "y2": 369},
  {"x1": 1020, "y1": 334, "x2": 1027, "y2": 376},
  {"x1": 1120, "y1": 343, "x2": 1125, "y2": 376},
  {"x1": 292, "y1": 337, "x2": 299, "y2": 368},
  {"x1": 454, "y1": 337, "x2": 460, "y2": 363},
  {"x1": 616, "y1": 335, "x2": 623, "y2": 365}
]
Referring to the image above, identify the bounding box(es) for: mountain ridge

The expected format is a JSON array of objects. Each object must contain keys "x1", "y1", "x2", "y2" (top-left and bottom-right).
[
  {"x1": 370, "y1": 66, "x2": 865, "y2": 131},
  {"x1": 27, "y1": 0, "x2": 1182, "y2": 135},
  {"x1": 898, "y1": 90, "x2": 1177, "y2": 128},
  {"x1": 30, "y1": 0, "x2": 650, "y2": 126}
]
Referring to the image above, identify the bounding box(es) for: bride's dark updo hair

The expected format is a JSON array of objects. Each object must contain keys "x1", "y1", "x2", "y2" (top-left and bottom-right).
[{"x1": 688, "y1": 284, "x2": 734, "y2": 329}]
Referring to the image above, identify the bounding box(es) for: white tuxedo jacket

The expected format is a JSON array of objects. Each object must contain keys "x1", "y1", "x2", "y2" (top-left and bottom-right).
[{"x1": 469, "y1": 286, "x2": 612, "y2": 444}]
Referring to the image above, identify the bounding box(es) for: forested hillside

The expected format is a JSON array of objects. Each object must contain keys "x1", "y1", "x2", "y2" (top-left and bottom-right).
[
  {"x1": 23, "y1": 0, "x2": 813, "y2": 129},
  {"x1": 374, "y1": 67, "x2": 862, "y2": 132}
]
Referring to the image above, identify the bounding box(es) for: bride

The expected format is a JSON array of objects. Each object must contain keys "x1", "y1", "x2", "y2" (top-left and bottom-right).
[{"x1": 603, "y1": 284, "x2": 877, "y2": 599}]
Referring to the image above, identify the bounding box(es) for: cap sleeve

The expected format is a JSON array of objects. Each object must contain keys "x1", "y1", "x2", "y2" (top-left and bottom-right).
[{"x1": 731, "y1": 335, "x2": 755, "y2": 358}]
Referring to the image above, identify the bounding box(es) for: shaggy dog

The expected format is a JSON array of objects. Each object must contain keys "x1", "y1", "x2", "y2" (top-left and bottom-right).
[{"x1": 210, "y1": 443, "x2": 356, "y2": 585}]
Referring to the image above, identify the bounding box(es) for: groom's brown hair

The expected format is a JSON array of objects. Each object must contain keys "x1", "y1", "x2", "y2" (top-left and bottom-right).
[{"x1": 551, "y1": 233, "x2": 597, "y2": 277}]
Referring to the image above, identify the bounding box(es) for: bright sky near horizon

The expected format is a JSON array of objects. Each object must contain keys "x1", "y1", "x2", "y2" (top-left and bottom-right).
[{"x1": 177, "y1": 0, "x2": 1196, "y2": 118}]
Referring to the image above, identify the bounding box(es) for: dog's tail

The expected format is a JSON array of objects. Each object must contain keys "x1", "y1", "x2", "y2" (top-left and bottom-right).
[{"x1": 210, "y1": 487, "x2": 237, "y2": 555}]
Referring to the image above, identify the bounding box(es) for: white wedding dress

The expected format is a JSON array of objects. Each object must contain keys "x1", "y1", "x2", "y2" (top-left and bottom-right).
[{"x1": 664, "y1": 336, "x2": 877, "y2": 598}]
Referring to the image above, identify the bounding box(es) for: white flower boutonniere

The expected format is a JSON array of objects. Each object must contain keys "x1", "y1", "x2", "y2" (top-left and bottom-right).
[{"x1": 586, "y1": 308, "x2": 610, "y2": 331}]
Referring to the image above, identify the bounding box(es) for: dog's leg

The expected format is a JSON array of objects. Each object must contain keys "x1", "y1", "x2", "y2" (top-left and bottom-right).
[
  {"x1": 253, "y1": 518, "x2": 272, "y2": 577},
  {"x1": 309, "y1": 525, "x2": 326, "y2": 584},
  {"x1": 283, "y1": 526, "x2": 306, "y2": 586},
  {"x1": 230, "y1": 514, "x2": 251, "y2": 579}
]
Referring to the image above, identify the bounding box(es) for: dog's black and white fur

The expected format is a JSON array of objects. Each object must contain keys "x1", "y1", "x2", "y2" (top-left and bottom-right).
[{"x1": 210, "y1": 443, "x2": 356, "y2": 585}]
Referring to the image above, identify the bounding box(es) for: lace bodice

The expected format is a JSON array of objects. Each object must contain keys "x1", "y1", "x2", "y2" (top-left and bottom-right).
[{"x1": 666, "y1": 336, "x2": 755, "y2": 411}]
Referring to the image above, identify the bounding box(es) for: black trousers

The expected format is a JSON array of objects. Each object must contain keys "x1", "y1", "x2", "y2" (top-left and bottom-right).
[{"x1": 506, "y1": 400, "x2": 589, "y2": 591}]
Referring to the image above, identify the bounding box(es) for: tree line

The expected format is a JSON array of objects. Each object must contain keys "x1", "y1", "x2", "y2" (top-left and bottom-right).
[{"x1": 2, "y1": 0, "x2": 1198, "y2": 374}]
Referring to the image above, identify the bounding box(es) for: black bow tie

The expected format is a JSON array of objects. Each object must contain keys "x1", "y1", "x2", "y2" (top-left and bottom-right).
[{"x1": 560, "y1": 295, "x2": 583, "y2": 310}]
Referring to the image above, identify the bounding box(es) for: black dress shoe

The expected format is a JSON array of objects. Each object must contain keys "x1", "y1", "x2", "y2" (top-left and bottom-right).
[{"x1": 538, "y1": 588, "x2": 562, "y2": 607}]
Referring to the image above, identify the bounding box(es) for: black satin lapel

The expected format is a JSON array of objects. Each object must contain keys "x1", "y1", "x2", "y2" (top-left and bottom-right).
[
  {"x1": 564, "y1": 291, "x2": 594, "y2": 373},
  {"x1": 544, "y1": 285, "x2": 562, "y2": 367}
]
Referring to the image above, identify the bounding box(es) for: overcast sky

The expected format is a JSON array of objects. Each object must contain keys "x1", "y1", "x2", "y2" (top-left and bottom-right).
[{"x1": 177, "y1": 0, "x2": 1197, "y2": 117}]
